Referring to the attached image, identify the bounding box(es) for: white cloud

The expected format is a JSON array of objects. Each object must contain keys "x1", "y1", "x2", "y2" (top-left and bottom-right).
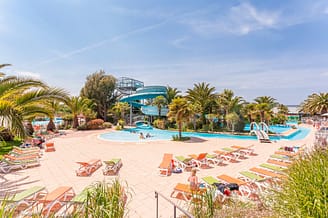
[{"x1": 180, "y1": 2, "x2": 279, "y2": 36}]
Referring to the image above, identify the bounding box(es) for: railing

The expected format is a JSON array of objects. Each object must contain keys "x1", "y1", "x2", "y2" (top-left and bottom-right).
[{"x1": 155, "y1": 191, "x2": 194, "y2": 218}]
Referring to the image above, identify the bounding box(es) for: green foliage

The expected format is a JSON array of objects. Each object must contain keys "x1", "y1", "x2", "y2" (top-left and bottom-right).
[
  {"x1": 102, "y1": 122, "x2": 112, "y2": 128},
  {"x1": 80, "y1": 70, "x2": 117, "y2": 121},
  {"x1": 171, "y1": 135, "x2": 190, "y2": 141},
  {"x1": 118, "y1": 119, "x2": 125, "y2": 129},
  {"x1": 188, "y1": 187, "x2": 219, "y2": 218},
  {"x1": 86, "y1": 119, "x2": 105, "y2": 130},
  {"x1": 272, "y1": 147, "x2": 328, "y2": 217},
  {"x1": 0, "y1": 69, "x2": 68, "y2": 139},
  {"x1": 0, "y1": 197, "x2": 15, "y2": 218},
  {"x1": 300, "y1": 92, "x2": 328, "y2": 115},
  {"x1": 0, "y1": 140, "x2": 22, "y2": 158},
  {"x1": 82, "y1": 179, "x2": 131, "y2": 218},
  {"x1": 77, "y1": 124, "x2": 87, "y2": 130},
  {"x1": 153, "y1": 119, "x2": 165, "y2": 129}
]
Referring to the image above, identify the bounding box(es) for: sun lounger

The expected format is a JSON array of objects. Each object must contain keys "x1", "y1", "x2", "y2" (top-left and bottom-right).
[
  {"x1": 260, "y1": 163, "x2": 286, "y2": 172},
  {"x1": 213, "y1": 150, "x2": 238, "y2": 162},
  {"x1": 21, "y1": 186, "x2": 75, "y2": 217},
  {"x1": 269, "y1": 154, "x2": 291, "y2": 162},
  {"x1": 170, "y1": 183, "x2": 205, "y2": 202},
  {"x1": 206, "y1": 153, "x2": 223, "y2": 165},
  {"x1": 2, "y1": 186, "x2": 47, "y2": 214},
  {"x1": 249, "y1": 167, "x2": 286, "y2": 180},
  {"x1": 45, "y1": 142, "x2": 55, "y2": 152},
  {"x1": 3, "y1": 153, "x2": 39, "y2": 161},
  {"x1": 0, "y1": 157, "x2": 40, "y2": 173},
  {"x1": 238, "y1": 171, "x2": 270, "y2": 191},
  {"x1": 13, "y1": 146, "x2": 40, "y2": 152},
  {"x1": 267, "y1": 159, "x2": 291, "y2": 168},
  {"x1": 174, "y1": 156, "x2": 194, "y2": 171},
  {"x1": 202, "y1": 176, "x2": 241, "y2": 202},
  {"x1": 221, "y1": 147, "x2": 244, "y2": 159},
  {"x1": 58, "y1": 187, "x2": 90, "y2": 216},
  {"x1": 231, "y1": 145, "x2": 256, "y2": 155},
  {"x1": 12, "y1": 147, "x2": 42, "y2": 156},
  {"x1": 102, "y1": 158, "x2": 122, "y2": 176},
  {"x1": 217, "y1": 174, "x2": 258, "y2": 199},
  {"x1": 188, "y1": 153, "x2": 209, "y2": 168},
  {"x1": 76, "y1": 159, "x2": 102, "y2": 176},
  {"x1": 158, "y1": 153, "x2": 173, "y2": 176},
  {"x1": 274, "y1": 150, "x2": 300, "y2": 157}
]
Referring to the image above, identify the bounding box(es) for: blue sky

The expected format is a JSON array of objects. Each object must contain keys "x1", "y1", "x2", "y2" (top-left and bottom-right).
[{"x1": 1, "y1": 0, "x2": 327, "y2": 105}]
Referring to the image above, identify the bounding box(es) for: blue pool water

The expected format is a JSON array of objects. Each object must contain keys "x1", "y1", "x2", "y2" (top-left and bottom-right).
[
  {"x1": 99, "y1": 125, "x2": 310, "y2": 142},
  {"x1": 243, "y1": 124, "x2": 294, "y2": 134}
]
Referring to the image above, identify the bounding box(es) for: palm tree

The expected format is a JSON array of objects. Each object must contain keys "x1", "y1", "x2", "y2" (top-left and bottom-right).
[
  {"x1": 65, "y1": 96, "x2": 92, "y2": 128},
  {"x1": 112, "y1": 102, "x2": 130, "y2": 122},
  {"x1": 152, "y1": 95, "x2": 166, "y2": 117},
  {"x1": 0, "y1": 73, "x2": 68, "y2": 138},
  {"x1": 226, "y1": 112, "x2": 239, "y2": 132},
  {"x1": 165, "y1": 86, "x2": 181, "y2": 104},
  {"x1": 0, "y1": 64, "x2": 11, "y2": 76},
  {"x1": 241, "y1": 103, "x2": 257, "y2": 124},
  {"x1": 277, "y1": 104, "x2": 289, "y2": 114},
  {"x1": 256, "y1": 103, "x2": 272, "y2": 123},
  {"x1": 167, "y1": 97, "x2": 192, "y2": 139},
  {"x1": 216, "y1": 89, "x2": 244, "y2": 127},
  {"x1": 186, "y1": 82, "x2": 216, "y2": 125},
  {"x1": 300, "y1": 92, "x2": 328, "y2": 115},
  {"x1": 254, "y1": 96, "x2": 277, "y2": 109}
]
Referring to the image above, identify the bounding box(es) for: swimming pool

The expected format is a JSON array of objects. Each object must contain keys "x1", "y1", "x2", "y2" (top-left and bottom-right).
[{"x1": 99, "y1": 126, "x2": 311, "y2": 142}]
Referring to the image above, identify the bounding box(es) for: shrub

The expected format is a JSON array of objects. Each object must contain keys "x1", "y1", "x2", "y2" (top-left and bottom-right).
[
  {"x1": 77, "y1": 124, "x2": 87, "y2": 130},
  {"x1": 271, "y1": 147, "x2": 328, "y2": 217},
  {"x1": 86, "y1": 119, "x2": 104, "y2": 130},
  {"x1": 172, "y1": 135, "x2": 190, "y2": 141},
  {"x1": 153, "y1": 119, "x2": 165, "y2": 129},
  {"x1": 103, "y1": 122, "x2": 112, "y2": 128},
  {"x1": 118, "y1": 119, "x2": 125, "y2": 129}
]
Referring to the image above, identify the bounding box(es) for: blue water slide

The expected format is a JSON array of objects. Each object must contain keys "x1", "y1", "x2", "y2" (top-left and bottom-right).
[{"x1": 119, "y1": 86, "x2": 168, "y2": 116}]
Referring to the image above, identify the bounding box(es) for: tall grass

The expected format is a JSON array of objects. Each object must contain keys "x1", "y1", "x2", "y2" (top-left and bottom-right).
[
  {"x1": 81, "y1": 179, "x2": 131, "y2": 218},
  {"x1": 0, "y1": 197, "x2": 15, "y2": 218},
  {"x1": 188, "y1": 186, "x2": 275, "y2": 217},
  {"x1": 188, "y1": 187, "x2": 227, "y2": 218},
  {"x1": 272, "y1": 147, "x2": 328, "y2": 217}
]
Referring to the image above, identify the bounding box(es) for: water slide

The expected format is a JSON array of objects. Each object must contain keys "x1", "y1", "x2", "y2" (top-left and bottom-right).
[
  {"x1": 249, "y1": 122, "x2": 271, "y2": 142},
  {"x1": 119, "y1": 86, "x2": 168, "y2": 116}
]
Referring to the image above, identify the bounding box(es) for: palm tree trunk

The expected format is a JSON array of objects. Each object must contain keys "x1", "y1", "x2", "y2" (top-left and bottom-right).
[
  {"x1": 178, "y1": 122, "x2": 182, "y2": 139},
  {"x1": 73, "y1": 115, "x2": 79, "y2": 128}
]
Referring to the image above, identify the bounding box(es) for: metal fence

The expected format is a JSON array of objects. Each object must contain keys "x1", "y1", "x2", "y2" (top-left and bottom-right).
[{"x1": 155, "y1": 191, "x2": 194, "y2": 218}]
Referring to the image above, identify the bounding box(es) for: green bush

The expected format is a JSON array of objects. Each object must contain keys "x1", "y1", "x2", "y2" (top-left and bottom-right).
[
  {"x1": 171, "y1": 135, "x2": 190, "y2": 141},
  {"x1": 103, "y1": 122, "x2": 112, "y2": 128},
  {"x1": 87, "y1": 119, "x2": 105, "y2": 130},
  {"x1": 272, "y1": 147, "x2": 328, "y2": 217},
  {"x1": 77, "y1": 124, "x2": 87, "y2": 130}
]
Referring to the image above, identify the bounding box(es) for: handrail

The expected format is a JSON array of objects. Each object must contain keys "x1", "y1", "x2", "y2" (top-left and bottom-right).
[{"x1": 154, "y1": 190, "x2": 194, "y2": 218}]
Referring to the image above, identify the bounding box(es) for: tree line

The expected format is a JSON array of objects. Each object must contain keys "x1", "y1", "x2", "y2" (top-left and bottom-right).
[{"x1": 0, "y1": 65, "x2": 327, "y2": 140}]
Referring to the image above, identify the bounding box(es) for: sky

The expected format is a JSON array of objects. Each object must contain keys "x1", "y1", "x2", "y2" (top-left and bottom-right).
[{"x1": 0, "y1": 0, "x2": 327, "y2": 105}]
